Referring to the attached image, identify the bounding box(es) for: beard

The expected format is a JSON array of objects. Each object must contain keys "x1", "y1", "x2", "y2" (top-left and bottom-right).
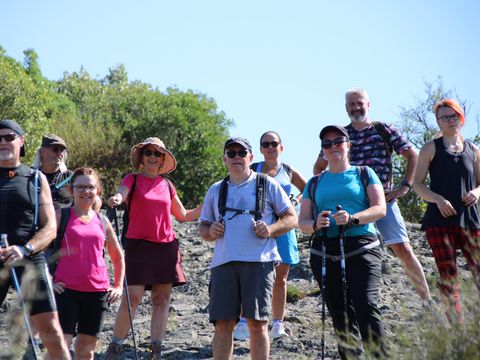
[
  {"x1": 348, "y1": 110, "x2": 367, "y2": 123},
  {"x1": 0, "y1": 149, "x2": 14, "y2": 161}
]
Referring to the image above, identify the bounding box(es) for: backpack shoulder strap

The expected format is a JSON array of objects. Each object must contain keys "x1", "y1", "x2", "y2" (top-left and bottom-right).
[
  {"x1": 164, "y1": 177, "x2": 173, "y2": 198},
  {"x1": 217, "y1": 176, "x2": 230, "y2": 220},
  {"x1": 308, "y1": 172, "x2": 326, "y2": 219},
  {"x1": 97, "y1": 213, "x2": 109, "y2": 238},
  {"x1": 282, "y1": 163, "x2": 293, "y2": 182},
  {"x1": 255, "y1": 173, "x2": 268, "y2": 221},
  {"x1": 372, "y1": 121, "x2": 393, "y2": 155},
  {"x1": 54, "y1": 207, "x2": 71, "y2": 253},
  {"x1": 356, "y1": 166, "x2": 370, "y2": 193}
]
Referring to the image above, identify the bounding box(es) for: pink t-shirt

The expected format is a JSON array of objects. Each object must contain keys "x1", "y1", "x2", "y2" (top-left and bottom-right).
[
  {"x1": 121, "y1": 174, "x2": 176, "y2": 243},
  {"x1": 54, "y1": 209, "x2": 110, "y2": 292}
]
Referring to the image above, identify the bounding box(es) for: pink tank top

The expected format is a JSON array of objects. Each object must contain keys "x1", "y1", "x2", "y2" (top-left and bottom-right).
[
  {"x1": 54, "y1": 209, "x2": 110, "y2": 292},
  {"x1": 121, "y1": 174, "x2": 177, "y2": 243}
]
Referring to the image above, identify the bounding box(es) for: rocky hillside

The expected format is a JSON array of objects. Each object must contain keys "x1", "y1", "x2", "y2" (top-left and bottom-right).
[{"x1": 0, "y1": 220, "x2": 474, "y2": 359}]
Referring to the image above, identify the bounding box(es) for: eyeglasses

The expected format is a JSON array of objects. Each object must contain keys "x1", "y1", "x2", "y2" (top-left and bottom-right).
[
  {"x1": 49, "y1": 146, "x2": 66, "y2": 154},
  {"x1": 0, "y1": 133, "x2": 18, "y2": 143},
  {"x1": 437, "y1": 114, "x2": 459, "y2": 122},
  {"x1": 143, "y1": 149, "x2": 163, "y2": 157},
  {"x1": 321, "y1": 137, "x2": 348, "y2": 149},
  {"x1": 225, "y1": 150, "x2": 249, "y2": 159},
  {"x1": 261, "y1": 141, "x2": 280, "y2": 148},
  {"x1": 73, "y1": 185, "x2": 97, "y2": 192}
]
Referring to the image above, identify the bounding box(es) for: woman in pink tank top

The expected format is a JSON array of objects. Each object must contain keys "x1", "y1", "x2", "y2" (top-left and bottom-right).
[{"x1": 53, "y1": 167, "x2": 125, "y2": 360}]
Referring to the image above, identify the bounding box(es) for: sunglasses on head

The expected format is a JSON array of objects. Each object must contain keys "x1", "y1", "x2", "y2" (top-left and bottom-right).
[
  {"x1": 0, "y1": 133, "x2": 18, "y2": 143},
  {"x1": 321, "y1": 137, "x2": 348, "y2": 149},
  {"x1": 142, "y1": 149, "x2": 163, "y2": 157},
  {"x1": 261, "y1": 141, "x2": 280, "y2": 148},
  {"x1": 225, "y1": 150, "x2": 248, "y2": 159}
]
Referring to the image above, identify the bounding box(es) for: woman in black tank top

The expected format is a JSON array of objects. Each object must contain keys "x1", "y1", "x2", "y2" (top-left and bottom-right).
[{"x1": 413, "y1": 98, "x2": 480, "y2": 323}]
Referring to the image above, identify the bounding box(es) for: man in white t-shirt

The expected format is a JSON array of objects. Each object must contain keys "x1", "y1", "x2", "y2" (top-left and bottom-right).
[{"x1": 199, "y1": 137, "x2": 297, "y2": 360}]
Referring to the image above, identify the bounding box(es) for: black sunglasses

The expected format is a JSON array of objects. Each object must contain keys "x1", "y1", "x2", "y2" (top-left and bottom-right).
[
  {"x1": 49, "y1": 146, "x2": 66, "y2": 154},
  {"x1": 143, "y1": 149, "x2": 163, "y2": 157},
  {"x1": 261, "y1": 141, "x2": 280, "y2": 149},
  {"x1": 0, "y1": 133, "x2": 18, "y2": 143},
  {"x1": 321, "y1": 137, "x2": 348, "y2": 149},
  {"x1": 225, "y1": 150, "x2": 248, "y2": 159}
]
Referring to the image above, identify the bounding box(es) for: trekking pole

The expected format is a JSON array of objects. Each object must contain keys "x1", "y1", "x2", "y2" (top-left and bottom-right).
[
  {"x1": 335, "y1": 205, "x2": 348, "y2": 318},
  {"x1": 320, "y1": 213, "x2": 329, "y2": 360},
  {"x1": 107, "y1": 207, "x2": 139, "y2": 360},
  {"x1": 0, "y1": 234, "x2": 40, "y2": 360}
]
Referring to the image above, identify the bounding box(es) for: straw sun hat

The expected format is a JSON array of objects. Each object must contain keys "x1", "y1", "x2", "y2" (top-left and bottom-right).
[{"x1": 130, "y1": 137, "x2": 177, "y2": 175}]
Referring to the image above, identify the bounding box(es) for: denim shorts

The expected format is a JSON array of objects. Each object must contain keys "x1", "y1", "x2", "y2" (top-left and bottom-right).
[{"x1": 375, "y1": 201, "x2": 409, "y2": 246}]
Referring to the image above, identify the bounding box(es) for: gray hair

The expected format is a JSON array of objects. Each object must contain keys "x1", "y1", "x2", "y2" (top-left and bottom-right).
[
  {"x1": 345, "y1": 88, "x2": 370, "y2": 103},
  {"x1": 32, "y1": 147, "x2": 68, "y2": 172}
]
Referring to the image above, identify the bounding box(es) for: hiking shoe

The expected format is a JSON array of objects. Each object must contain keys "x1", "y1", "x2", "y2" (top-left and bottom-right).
[
  {"x1": 270, "y1": 321, "x2": 289, "y2": 339},
  {"x1": 233, "y1": 320, "x2": 250, "y2": 340},
  {"x1": 104, "y1": 342, "x2": 122, "y2": 360},
  {"x1": 151, "y1": 343, "x2": 162, "y2": 359}
]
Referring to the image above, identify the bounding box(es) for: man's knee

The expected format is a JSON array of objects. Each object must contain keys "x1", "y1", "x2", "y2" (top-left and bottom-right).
[
  {"x1": 246, "y1": 319, "x2": 268, "y2": 334},
  {"x1": 215, "y1": 319, "x2": 236, "y2": 333}
]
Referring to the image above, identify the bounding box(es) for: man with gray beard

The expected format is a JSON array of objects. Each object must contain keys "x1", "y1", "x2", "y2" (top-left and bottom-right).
[{"x1": 313, "y1": 88, "x2": 432, "y2": 306}]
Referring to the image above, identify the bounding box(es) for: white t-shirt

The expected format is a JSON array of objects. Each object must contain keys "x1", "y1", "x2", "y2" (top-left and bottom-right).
[{"x1": 201, "y1": 172, "x2": 292, "y2": 268}]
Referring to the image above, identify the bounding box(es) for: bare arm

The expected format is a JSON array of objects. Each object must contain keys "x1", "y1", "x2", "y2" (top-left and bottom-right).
[
  {"x1": 386, "y1": 147, "x2": 418, "y2": 202},
  {"x1": 170, "y1": 194, "x2": 202, "y2": 222},
  {"x1": 105, "y1": 219, "x2": 125, "y2": 303},
  {"x1": 313, "y1": 155, "x2": 328, "y2": 176},
  {"x1": 261, "y1": 206, "x2": 297, "y2": 238},
  {"x1": 461, "y1": 144, "x2": 480, "y2": 206},
  {"x1": 290, "y1": 166, "x2": 307, "y2": 204},
  {"x1": 107, "y1": 184, "x2": 129, "y2": 207},
  {"x1": 199, "y1": 220, "x2": 224, "y2": 242}
]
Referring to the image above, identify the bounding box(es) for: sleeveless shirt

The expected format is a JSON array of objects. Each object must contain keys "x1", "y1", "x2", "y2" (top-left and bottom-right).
[{"x1": 421, "y1": 138, "x2": 480, "y2": 230}]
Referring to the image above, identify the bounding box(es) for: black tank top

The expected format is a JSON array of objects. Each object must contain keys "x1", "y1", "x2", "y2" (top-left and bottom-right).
[
  {"x1": 421, "y1": 138, "x2": 480, "y2": 230},
  {"x1": 0, "y1": 165, "x2": 37, "y2": 245}
]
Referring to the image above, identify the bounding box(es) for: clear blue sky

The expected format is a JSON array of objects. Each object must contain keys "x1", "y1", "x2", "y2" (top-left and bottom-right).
[{"x1": 1, "y1": 0, "x2": 479, "y2": 179}]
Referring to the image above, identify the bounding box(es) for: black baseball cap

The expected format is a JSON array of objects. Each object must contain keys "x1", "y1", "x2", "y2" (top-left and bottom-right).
[
  {"x1": 0, "y1": 119, "x2": 26, "y2": 156},
  {"x1": 224, "y1": 137, "x2": 252, "y2": 152},
  {"x1": 319, "y1": 125, "x2": 349, "y2": 140}
]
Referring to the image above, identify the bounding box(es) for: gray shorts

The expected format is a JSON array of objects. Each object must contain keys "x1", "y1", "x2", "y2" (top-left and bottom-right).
[
  {"x1": 375, "y1": 201, "x2": 409, "y2": 246},
  {"x1": 209, "y1": 261, "x2": 275, "y2": 323}
]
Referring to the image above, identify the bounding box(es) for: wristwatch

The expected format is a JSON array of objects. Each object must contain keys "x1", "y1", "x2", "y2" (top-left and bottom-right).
[
  {"x1": 351, "y1": 216, "x2": 360, "y2": 226},
  {"x1": 19, "y1": 243, "x2": 34, "y2": 257},
  {"x1": 400, "y1": 179, "x2": 412, "y2": 189}
]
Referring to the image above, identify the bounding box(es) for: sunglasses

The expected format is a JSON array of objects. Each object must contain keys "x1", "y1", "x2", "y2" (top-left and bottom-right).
[
  {"x1": 225, "y1": 150, "x2": 248, "y2": 159},
  {"x1": 437, "y1": 114, "x2": 459, "y2": 122},
  {"x1": 49, "y1": 146, "x2": 66, "y2": 154},
  {"x1": 73, "y1": 184, "x2": 97, "y2": 192},
  {"x1": 0, "y1": 133, "x2": 18, "y2": 143},
  {"x1": 142, "y1": 149, "x2": 163, "y2": 157},
  {"x1": 321, "y1": 137, "x2": 348, "y2": 149},
  {"x1": 261, "y1": 141, "x2": 280, "y2": 148}
]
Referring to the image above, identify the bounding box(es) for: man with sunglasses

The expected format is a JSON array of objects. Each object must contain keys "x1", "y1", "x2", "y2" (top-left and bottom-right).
[
  {"x1": 199, "y1": 137, "x2": 297, "y2": 360},
  {"x1": 0, "y1": 119, "x2": 71, "y2": 359},
  {"x1": 313, "y1": 88, "x2": 432, "y2": 306}
]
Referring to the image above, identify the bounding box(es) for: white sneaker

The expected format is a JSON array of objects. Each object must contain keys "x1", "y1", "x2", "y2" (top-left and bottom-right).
[
  {"x1": 233, "y1": 320, "x2": 250, "y2": 340},
  {"x1": 270, "y1": 321, "x2": 289, "y2": 339}
]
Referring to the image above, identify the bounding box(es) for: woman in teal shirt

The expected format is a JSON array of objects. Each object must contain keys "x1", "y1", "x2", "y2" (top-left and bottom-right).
[{"x1": 299, "y1": 125, "x2": 387, "y2": 359}]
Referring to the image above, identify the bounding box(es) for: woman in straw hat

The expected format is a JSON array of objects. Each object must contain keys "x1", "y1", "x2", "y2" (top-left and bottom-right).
[{"x1": 105, "y1": 137, "x2": 201, "y2": 359}]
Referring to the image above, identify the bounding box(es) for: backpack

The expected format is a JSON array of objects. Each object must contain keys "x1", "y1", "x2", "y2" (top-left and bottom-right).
[
  {"x1": 250, "y1": 162, "x2": 293, "y2": 182},
  {"x1": 50, "y1": 207, "x2": 109, "y2": 274},
  {"x1": 218, "y1": 173, "x2": 268, "y2": 221},
  {"x1": 307, "y1": 166, "x2": 370, "y2": 220}
]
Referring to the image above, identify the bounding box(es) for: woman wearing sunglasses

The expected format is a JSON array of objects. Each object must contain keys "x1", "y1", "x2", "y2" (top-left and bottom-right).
[
  {"x1": 233, "y1": 131, "x2": 306, "y2": 340},
  {"x1": 413, "y1": 99, "x2": 480, "y2": 323},
  {"x1": 105, "y1": 137, "x2": 201, "y2": 359},
  {"x1": 53, "y1": 167, "x2": 125, "y2": 360},
  {"x1": 299, "y1": 125, "x2": 387, "y2": 359}
]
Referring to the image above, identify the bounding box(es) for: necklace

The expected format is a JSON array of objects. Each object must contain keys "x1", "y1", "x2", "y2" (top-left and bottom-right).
[{"x1": 443, "y1": 139, "x2": 463, "y2": 162}]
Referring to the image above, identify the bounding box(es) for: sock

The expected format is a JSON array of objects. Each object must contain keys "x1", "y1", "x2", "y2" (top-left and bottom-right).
[
  {"x1": 111, "y1": 336, "x2": 125, "y2": 345},
  {"x1": 239, "y1": 316, "x2": 247, "y2": 323},
  {"x1": 272, "y1": 319, "x2": 283, "y2": 325}
]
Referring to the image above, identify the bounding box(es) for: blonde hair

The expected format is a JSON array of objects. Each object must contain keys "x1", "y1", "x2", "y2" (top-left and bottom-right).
[{"x1": 32, "y1": 147, "x2": 68, "y2": 172}]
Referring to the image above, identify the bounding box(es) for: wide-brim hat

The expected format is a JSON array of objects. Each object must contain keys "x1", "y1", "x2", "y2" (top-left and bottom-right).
[{"x1": 130, "y1": 137, "x2": 177, "y2": 175}]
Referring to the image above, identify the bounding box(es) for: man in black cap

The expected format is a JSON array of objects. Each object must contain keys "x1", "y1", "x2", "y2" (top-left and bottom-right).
[
  {"x1": 0, "y1": 119, "x2": 71, "y2": 359},
  {"x1": 199, "y1": 137, "x2": 297, "y2": 360}
]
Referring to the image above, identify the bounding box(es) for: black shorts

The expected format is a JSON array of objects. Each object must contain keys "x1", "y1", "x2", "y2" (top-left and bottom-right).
[
  {"x1": 56, "y1": 288, "x2": 109, "y2": 337},
  {"x1": 0, "y1": 252, "x2": 57, "y2": 316}
]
